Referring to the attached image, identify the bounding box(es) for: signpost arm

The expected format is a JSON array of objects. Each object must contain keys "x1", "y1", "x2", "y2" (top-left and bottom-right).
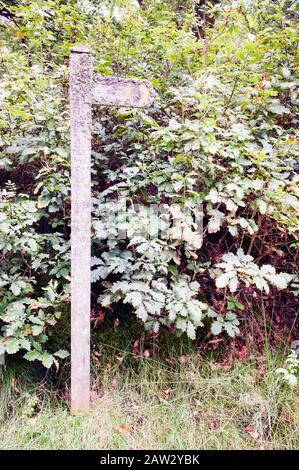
[{"x1": 70, "y1": 46, "x2": 92, "y2": 414}]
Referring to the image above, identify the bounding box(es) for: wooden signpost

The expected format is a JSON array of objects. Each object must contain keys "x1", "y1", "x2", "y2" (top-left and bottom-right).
[{"x1": 70, "y1": 46, "x2": 155, "y2": 414}]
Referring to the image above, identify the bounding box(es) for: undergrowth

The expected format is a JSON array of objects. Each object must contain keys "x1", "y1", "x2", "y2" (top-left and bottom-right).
[{"x1": 0, "y1": 322, "x2": 298, "y2": 450}]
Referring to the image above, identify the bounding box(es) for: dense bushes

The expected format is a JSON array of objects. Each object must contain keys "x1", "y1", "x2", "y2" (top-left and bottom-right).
[{"x1": 0, "y1": 0, "x2": 298, "y2": 366}]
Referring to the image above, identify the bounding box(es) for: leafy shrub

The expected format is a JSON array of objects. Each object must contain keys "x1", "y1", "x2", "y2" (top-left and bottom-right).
[{"x1": 0, "y1": 0, "x2": 298, "y2": 366}]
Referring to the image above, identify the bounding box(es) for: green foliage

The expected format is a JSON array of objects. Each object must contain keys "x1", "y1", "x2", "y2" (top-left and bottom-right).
[
  {"x1": 276, "y1": 348, "x2": 299, "y2": 387},
  {"x1": 211, "y1": 248, "x2": 293, "y2": 294},
  {"x1": 0, "y1": 180, "x2": 70, "y2": 365},
  {"x1": 209, "y1": 310, "x2": 240, "y2": 338},
  {"x1": 0, "y1": 0, "x2": 298, "y2": 366}
]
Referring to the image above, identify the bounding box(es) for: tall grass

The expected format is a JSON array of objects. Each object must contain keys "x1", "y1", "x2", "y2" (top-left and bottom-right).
[{"x1": 0, "y1": 323, "x2": 298, "y2": 450}]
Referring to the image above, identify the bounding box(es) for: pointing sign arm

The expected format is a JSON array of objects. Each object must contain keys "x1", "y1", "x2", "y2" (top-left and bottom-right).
[{"x1": 92, "y1": 75, "x2": 156, "y2": 108}]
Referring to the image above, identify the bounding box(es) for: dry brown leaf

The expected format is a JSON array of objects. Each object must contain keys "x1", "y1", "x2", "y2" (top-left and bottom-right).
[
  {"x1": 11, "y1": 378, "x2": 19, "y2": 393},
  {"x1": 111, "y1": 377, "x2": 118, "y2": 389},
  {"x1": 116, "y1": 424, "x2": 132, "y2": 437},
  {"x1": 173, "y1": 252, "x2": 181, "y2": 265},
  {"x1": 179, "y1": 355, "x2": 189, "y2": 364},
  {"x1": 245, "y1": 426, "x2": 259, "y2": 440}
]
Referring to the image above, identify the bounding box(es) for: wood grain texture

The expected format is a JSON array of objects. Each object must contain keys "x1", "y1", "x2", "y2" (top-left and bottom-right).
[
  {"x1": 92, "y1": 75, "x2": 156, "y2": 108},
  {"x1": 70, "y1": 46, "x2": 92, "y2": 414}
]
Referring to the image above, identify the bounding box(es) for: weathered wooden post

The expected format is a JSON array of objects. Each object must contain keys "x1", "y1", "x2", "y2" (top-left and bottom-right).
[
  {"x1": 70, "y1": 46, "x2": 155, "y2": 414},
  {"x1": 70, "y1": 46, "x2": 92, "y2": 414}
]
